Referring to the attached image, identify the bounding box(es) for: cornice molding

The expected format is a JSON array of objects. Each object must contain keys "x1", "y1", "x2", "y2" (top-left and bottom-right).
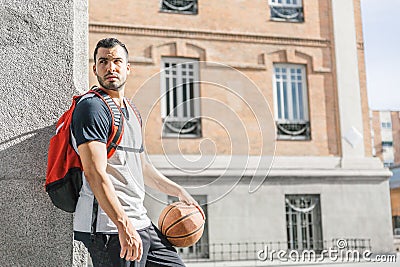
[
  {"x1": 147, "y1": 155, "x2": 391, "y2": 181},
  {"x1": 89, "y1": 22, "x2": 330, "y2": 48}
]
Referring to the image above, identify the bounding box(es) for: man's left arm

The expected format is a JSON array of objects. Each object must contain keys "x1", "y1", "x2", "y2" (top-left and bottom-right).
[{"x1": 141, "y1": 153, "x2": 197, "y2": 205}]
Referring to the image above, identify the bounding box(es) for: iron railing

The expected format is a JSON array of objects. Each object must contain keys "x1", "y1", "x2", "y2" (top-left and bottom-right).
[{"x1": 179, "y1": 238, "x2": 371, "y2": 262}]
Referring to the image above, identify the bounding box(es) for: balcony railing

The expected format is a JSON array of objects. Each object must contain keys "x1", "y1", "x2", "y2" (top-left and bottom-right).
[
  {"x1": 160, "y1": 0, "x2": 198, "y2": 14},
  {"x1": 270, "y1": 4, "x2": 304, "y2": 22},
  {"x1": 162, "y1": 117, "x2": 201, "y2": 137},
  {"x1": 180, "y1": 238, "x2": 371, "y2": 262},
  {"x1": 276, "y1": 120, "x2": 310, "y2": 140}
]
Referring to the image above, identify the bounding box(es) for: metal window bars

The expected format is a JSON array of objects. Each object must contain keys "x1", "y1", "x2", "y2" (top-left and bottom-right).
[
  {"x1": 161, "y1": 59, "x2": 201, "y2": 137},
  {"x1": 276, "y1": 120, "x2": 310, "y2": 140},
  {"x1": 161, "y1": 0, "x2": 198, "y2": 14},
  {"x1": 270, "y1": 0, "x2": 304, "y2": 22},
  {"x1": 162, "y1": 117, "x2": 201, "y2": 137}
]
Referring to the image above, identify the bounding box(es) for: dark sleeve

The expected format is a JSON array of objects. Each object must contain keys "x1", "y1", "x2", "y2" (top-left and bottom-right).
[{"x1": 71, "y1": 96, "x2": 112, "y2": 147}]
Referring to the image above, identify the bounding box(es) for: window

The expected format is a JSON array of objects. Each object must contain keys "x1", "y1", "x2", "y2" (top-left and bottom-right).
[
  {"x1": 273, "y1": 64, "x2": 310, "y2": 140},
  {"x1": 160, "y1": 0, "x2": 198, "y2": 15},
  {"x1": 383, "y1": 161, "x2": 394, "y2": 168},
  {"x1": 393, "y1": 216, "x2": 400, "y2": 236},
  {"x1": 381, "y1": 122, "x2": 392, "y2": 129},
  {"x1": 161, "y1": 57, "x2": 201, "y2": 138},
  {"x1": 286, "y1": 194, "x2": 323, "y2": 251},
  {"x1": 269, "y1": 0, "x2": 304, "y2": 22},
  {"x1": 394, "y1": 228, "x2": 400, "y2": 236},
  {"x1": 168, "y1": 195, "x2": 209, "y2": 259},
  {"x1": 382, "y1": 141, "x2": 393, "y2": 147}
]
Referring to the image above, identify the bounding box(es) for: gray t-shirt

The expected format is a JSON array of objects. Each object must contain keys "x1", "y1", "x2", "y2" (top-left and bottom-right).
[{"x1": 72, "y1": 93, "x2": 151, "y2": 233}]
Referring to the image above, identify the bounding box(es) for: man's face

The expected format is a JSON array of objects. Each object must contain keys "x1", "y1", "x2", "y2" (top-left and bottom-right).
[{"x1": 93, "y1": 46, "x2": 130, "y2": 91}]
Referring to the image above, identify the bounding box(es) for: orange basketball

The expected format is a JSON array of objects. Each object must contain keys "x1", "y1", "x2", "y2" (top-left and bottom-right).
[{"x1": 158, "y1": 201, "x2": 206, "y2": 247}]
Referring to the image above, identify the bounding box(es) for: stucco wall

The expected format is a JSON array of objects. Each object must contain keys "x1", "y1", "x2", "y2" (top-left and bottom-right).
[{"x1": 145, "y1": 173, "x2": 393, "y2": 254}]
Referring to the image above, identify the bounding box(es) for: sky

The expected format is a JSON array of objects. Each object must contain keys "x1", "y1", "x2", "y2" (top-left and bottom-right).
[{"x1": 361, "y1": 0, "x2": 400, "y2": 110}]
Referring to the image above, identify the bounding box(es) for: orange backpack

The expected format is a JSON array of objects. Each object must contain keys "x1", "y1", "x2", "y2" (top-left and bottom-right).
[{"x1": 45, "y1": 87, "x2": 124, "y2": 212}]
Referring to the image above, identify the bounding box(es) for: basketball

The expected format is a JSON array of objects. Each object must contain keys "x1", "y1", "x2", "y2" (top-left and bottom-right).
[{"x1": 158, "y1": 201, "x2": 206, "y2": 247}]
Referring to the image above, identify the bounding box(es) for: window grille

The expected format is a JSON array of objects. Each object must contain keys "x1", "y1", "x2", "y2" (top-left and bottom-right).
[
  {"x1": 382, "y1": 141, "x2": 393, "y2": 147},
  {"x1": 269, "y1": 0, "x2": 304, "y2": 22},
  {"x1": 384, "y1": 161, "x2": 394, "y2": 167},
  {"x1": 393, "y1": 216, "x2": 400, "y2": 235},
  {"x1": 273, "y1": 64, "x2": 310, "y2": 140},
  {"x1": 161, "y1": 57, "x2": 201, "y2": 138},
  {"x1": 160, "y1": 0, "x2": 198, "y2": 14},
  {"x1": 394, "y1": 228, "x2": 400, "y2": 236},
  {"x1": 285, "y1": 194, "x2": 323, "y2": 251}
]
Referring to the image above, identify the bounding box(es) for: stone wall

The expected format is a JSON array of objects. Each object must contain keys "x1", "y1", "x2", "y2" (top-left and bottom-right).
[{"x1": 0, "y1": 0, "x2": 88, "y2": 266}]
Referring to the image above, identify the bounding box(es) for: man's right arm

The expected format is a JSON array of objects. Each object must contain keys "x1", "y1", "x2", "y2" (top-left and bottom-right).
[
  {"x1": 77, "y1": 138, "x2": 142, "y2": 262},
  {"x1": 73, "y1": 97, "x2": 142, "y2": 261}
]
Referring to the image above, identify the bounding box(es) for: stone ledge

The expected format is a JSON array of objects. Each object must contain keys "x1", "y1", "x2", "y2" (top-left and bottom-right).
[
  {"x1": 89, "y1": 22, "x2": 330, "y2": 48},
  {"x1": 147, "y1": 155, "x2": 391, "y2": 180}
]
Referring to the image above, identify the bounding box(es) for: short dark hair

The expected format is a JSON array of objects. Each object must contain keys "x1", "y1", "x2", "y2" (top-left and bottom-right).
[{"x1": 93, "y1": 38, "x2": 129, "y2": 62}]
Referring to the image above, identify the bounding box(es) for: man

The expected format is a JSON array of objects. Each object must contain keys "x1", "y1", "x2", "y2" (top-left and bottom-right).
[{"x1": 72, "y1": 38, "x2": 194, "y2": 267}]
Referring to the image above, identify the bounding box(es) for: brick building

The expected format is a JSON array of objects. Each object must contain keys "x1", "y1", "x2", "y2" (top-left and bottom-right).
[
  {"x1": 370, "y1": 110, "x2": 400, "y2": 167},
  {"x1": 370, "y1": 110, "x2": 400, "y2": 243},
  {"x1": 86, "y1": 0, "x2": 394, "y2": 264},
  {"x1": 389, "y1": 166, "x2": 400, "y2": 252}
]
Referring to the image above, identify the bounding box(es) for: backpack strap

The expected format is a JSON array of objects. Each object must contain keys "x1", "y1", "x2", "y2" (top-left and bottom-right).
[
  {"x1": 125, "y1": 98, "x2": 142, "y2": 127},
  {"x1": 124, "y1": 98, "x2": 144, "y2": 153},
  {"x1": 89, "y1": 86, "x2": 124, "y2": 159}
]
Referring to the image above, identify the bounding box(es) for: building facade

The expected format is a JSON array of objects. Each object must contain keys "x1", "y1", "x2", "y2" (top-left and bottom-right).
[
  {"x1": 87, "y1": 0, "x2": 393, "y2": 264},
  {"x1": 371, "y1": 110, "x2": 400, "y2": 247},
  {"x1": 371, "y1": 110, "x2": 400, "y2": 167}
]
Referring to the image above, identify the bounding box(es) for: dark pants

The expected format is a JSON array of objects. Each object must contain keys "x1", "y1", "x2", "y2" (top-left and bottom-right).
[{"x1": 74, "y1": 223, "x2": 185, "y2": 267}]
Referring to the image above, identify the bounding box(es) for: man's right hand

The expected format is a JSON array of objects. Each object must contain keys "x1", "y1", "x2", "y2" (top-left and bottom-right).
[{"x1": 118, "y1": 219, "x2": 143, "y2": 262}]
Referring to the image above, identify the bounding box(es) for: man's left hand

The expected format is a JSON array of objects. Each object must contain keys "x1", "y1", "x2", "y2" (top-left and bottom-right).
[{"x1": 178, "y1": 187, "x2": 198, "y2": 206}]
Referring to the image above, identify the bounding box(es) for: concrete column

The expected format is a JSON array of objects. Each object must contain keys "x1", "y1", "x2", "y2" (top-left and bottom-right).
[
  {"x1": 331, "y1": 0, "x2": 365, "y2": 162},
  {"x1": 0, "y1": 1, "x2": 88, "y2": 266}
]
